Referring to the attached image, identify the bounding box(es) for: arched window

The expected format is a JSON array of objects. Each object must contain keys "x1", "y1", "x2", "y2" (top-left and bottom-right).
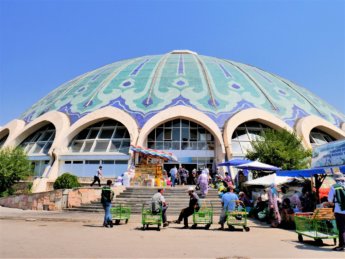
[
  {"x1": 231, "y1": 121, "x2": 269, "y2": 156},
  {"x1": 69, "y1": 119, "x2": 130, "y2": 154},
  {"x1": 309, "y1": 128, "x2": 336, "y2": 147},
  {"x1": 20, "y1": 124, "x2": 55, "y2": 155},
  {"x1": 0, "y1": 134, "x2": 8, "y2": 148},
  {"x1": 147, "y1": 119, "x2": 215, "y2": 150}
]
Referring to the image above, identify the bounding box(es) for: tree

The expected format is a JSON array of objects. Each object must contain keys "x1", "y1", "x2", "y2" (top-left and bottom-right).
[
  {"x1": 0, "y1": 147, "x2": 33, "y2": 196},
  {"x1": 245, "y1": 129, "x2": 312, "y2": 170}
]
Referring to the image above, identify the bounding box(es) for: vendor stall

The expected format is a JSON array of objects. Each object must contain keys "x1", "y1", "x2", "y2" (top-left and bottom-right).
[{"x1": 129, "y1": 145, "x2": 177, "y2": 187}]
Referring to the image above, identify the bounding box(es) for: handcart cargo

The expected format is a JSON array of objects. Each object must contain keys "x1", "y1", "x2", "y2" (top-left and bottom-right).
[
  {"x1": 110, "y1": 205, "x2": 131, "y2": 225},
  {"x1": 226, "y1": 200, "x2": 250, "y2": 232},
  {"x1": 191, "y1": 200, "x2": 213, "y2": 230},
  {"x1": 294, "y1": 208, "x2": 338, "y2": 245},
  {"x1": 141, "y1": 203, "x2": 162, "y2": 231}
]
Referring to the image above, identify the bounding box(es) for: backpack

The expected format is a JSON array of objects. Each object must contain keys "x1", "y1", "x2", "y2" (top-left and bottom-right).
[
  {"x1": 333, "y1": 183, "x2": 345, "y2": 211},
  {"x1": 101, "y1": 187, "x2": 114, "y2": 203}
]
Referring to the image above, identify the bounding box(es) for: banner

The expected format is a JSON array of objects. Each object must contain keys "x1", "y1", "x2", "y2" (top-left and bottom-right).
[{"x1": 312, "y1": 139, "x2": 345, "y2": 167}]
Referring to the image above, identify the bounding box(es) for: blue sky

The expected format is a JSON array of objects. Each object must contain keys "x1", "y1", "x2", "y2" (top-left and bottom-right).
[{"x1": 0, "y1": 0, "x2": 344, "y2": 126}]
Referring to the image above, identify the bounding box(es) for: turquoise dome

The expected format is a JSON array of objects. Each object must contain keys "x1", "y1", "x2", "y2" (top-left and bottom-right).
[{"x1": 20, "y1": 50, "x2": 345, "y2": 128}]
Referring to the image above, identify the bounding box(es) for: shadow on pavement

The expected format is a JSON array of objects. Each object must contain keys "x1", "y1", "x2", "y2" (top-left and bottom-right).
[{"x1": 83, "y1": 224, "x2": 105, "y2": 228}]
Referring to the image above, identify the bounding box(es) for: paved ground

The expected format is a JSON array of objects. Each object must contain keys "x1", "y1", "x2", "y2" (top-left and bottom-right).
[{"x1": 0, "y1": 207, "x2": 343, "y2": 258}]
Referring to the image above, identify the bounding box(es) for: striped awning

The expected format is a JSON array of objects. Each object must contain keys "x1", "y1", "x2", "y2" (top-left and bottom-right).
[{"x1": 129, "y1": 145, "x2": 178, "y2": 162}]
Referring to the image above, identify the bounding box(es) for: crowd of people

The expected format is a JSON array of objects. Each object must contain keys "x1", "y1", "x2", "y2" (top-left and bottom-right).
[{"x1": 98, "y1": 165, "x2": 345, "y2": 252}]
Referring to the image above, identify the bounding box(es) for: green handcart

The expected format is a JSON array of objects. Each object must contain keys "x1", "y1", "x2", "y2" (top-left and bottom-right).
[
  {"x1": 294, "y1": 208, "x2": 338, "y2": 246},
  {"x1": 226, "y1": 200, "x2": 250, "y2": 232},
  {"x1": 110, "y1": 205, "x2": 131, "y2": 225},
  {"x1": 191, "y1": 200, "x2": 213, "y2": 230},
  {"x1": 141, "y1": 203, "x2": 162, "y2": 231}
]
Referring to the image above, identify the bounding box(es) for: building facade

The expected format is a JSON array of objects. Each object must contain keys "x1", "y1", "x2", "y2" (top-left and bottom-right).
[{"x1": 1, "y1": 50, "x2": 344, "y2": 192}]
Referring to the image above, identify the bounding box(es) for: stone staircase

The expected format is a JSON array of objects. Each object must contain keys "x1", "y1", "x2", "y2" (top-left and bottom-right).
[{"x1": 67, "y1": 186, "x2": 222, "y2": 215}]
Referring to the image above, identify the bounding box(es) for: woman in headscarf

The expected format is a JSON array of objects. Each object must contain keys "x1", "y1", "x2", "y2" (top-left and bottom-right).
[
  {"x1": 197, "y1": 170, "x2": 209, "y2": 198},
  {"x1": 268, "y1": 184, "x2": 281, "y2": 227}
]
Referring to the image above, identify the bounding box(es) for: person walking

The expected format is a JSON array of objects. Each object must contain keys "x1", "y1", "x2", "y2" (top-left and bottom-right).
[
  {"x1": 328, "y1": 172, "x2": 345, "y2": 251},
  {"x1": 174, "y1": 187, "x2": 200, "y2": 229},
  {"x1": 151, "y1": 189, "x2": 169, "y2": 227},
  {"x1": 197, "y1": 170, "x2": 209, "y2": 198},
  {"x1": 218, "y1": 186, "x2": 238, "y2": 230},
  {"x1": 90, "y1": 165, "x2": 103, "y2": 187},
  {"x1": 101, "y1": 179, "x2": 114, "y2": 228},
  {"x1": 169, "y1": 166, "x2": 177, "y2": 187}
]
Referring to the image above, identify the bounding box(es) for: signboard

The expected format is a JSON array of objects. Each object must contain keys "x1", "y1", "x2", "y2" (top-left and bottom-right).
[{"x1": 312, "y1": 139, "x2": 345, "y2": 168}]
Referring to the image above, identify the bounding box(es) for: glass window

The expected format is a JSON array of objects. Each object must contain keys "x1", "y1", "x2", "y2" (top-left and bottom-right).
[
  {"x1": 85, "y1": 160, "x2": 99, "y2": 164},
  {"x1": 83, "y1": 141, "x2": 94, "y2": 152},
  {"x1": 190, "y1": 129, "x2": 197, "y2": 140},
  {"x1": 40, "y1": 131, "x2": 53, "y2": 141},
  {"x1": 88, "y1": 130, "x2": 99, "y2": 139},
  {"x1": 99, "y1": 129, "x2": 114, "y2": 139},
  {"x1": 109, "y1": 140, "x2": 122, "y2": 151},
  {"x1": 181, "y1": 128, "x2": 189, "y2": 141},
  {"x1": 146, "y1": 119, "x2": 215, "y2": 151},
  {"x1": 94, "y1": 141, "x2": 109, "y2": 152},
  {"x1": 148, "y1": 132, "x2": 155, "y2": 141},
  {"x1": 156, "y1": 128, "x2": 163, "y2": 141},
  {"x1": 172, "y1": 119, "x2": 181, "y2": 127},
  {"x1": 76, "y1": 129, "x2": 89, "y2": 140},
  {"x1": 102, "y1": 160, "x2": 115, "y2": 164},
  {"x1": 42, "y1": 142, "x2": 52, "y2": 153},
  {"x1": 172, "y1": 128, "x2": 180, "y2": 141},
  {"x1": 68, "y1": 120, "x2": 130, "y2": 154},
  {"x1": 71, "y1": 141, "x2": 83, "y2": 152},
  {"x1": 164, "y1": 129, "x2": 172, "y2": 140},
  {"x1": 231, "y1": 142, "x2": 242, "y2": 154}
]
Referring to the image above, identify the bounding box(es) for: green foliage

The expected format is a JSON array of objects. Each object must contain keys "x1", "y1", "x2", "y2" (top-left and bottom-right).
[
  {"x1": 246, "y1": 129, "x2": 312, "y2": 170},
  {"x1": 53, "y1": 173, "x2": 80, "y2": 190},
  {"x1": 0, "y1": 147, "x2": 33, "y2": 197}
]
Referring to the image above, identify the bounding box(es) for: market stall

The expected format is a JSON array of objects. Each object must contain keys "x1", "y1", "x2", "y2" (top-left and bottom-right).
[{"x1": 129, "y1": 145, "x2": 178, "y2": 187}]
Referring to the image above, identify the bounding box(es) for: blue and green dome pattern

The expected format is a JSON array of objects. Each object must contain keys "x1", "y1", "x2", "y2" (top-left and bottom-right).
[{"x1": 21, "y1": 51, "x2": 345, "y2": 129}]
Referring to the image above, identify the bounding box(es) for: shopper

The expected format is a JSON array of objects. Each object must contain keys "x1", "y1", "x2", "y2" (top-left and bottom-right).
[
  {"x1": 151, "y1": 189, "x2": 169, "y2": 227},
  {"x1": 328, "y1": 172, "x2": 345, "y2": 251},
  {"x1": 174, "y1": 187, "x2": 200, "y2": 228},
  {"x1": 101, "y1": 180, "x2": 114, "y2": 228},
  {"x1": 90, "y1": 165, "x2": 103, "y2": 187},
  {"x1": 218, "y1": 186, "x2": 238, "y2": 230}
]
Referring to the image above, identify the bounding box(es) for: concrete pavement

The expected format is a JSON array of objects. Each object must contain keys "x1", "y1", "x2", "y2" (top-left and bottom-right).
[{"x1": 0, "y1": 206, "x2": 343, "y2": 258}]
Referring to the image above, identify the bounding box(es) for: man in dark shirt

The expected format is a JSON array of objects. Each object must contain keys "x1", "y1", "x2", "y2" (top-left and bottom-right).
[
  {"x1": 101, "y1": 180, "x2": 114, "y2": 228},
  {"x1": 174, "y1": 187, "x2": 200, "y2": 228}
]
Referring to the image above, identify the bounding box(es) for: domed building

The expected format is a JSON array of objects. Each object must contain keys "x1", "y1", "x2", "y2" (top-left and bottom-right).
[{"x1": 1, "y1": 50, "x2": 344, "y2": 192}]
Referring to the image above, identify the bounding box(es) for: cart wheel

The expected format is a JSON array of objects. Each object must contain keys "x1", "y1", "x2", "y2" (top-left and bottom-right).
[
  {"x1": 205, "y1": 224, "x2": 211, "y2": 230},
  {"x1": 125, "y1": 219, "x2": 129, "y2": 224},
  {"x1": 115, "y1": 219, "x2": 120, "y2": 225},
  {"x1": 333, "y1": 238, "x2": 337, "y2": 246},
  {"x1": 191, "y1": 224, "x2": 197, "y2": 229},
  {"x1": 315, "y1": 239, "x2": 323, "y2": 246},
  {"x1": 298, "y1": 234, "x2": 303, "y2": 242},
  {"x1": 244, "y1": 226, "x2": 250, "y2": 232},
  {"x1": 228, "y1": 225, "x2": 235, "y2": 231}
]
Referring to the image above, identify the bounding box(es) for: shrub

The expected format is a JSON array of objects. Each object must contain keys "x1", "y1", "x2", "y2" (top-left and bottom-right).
[{"x1": 53, "y1": 173, "x2": 80, "y2": 190}]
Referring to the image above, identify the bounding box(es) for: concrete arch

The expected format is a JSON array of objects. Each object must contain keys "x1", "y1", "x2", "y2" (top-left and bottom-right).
[
  {"x1": 10, "y1": 111, "x2": 70, "y2": 153},
  {"x1": 295, "y1": 115, "x2": 345, "y2": 149},
  {"x1": 0, "y1": 119, "x2": 26, "y2": 148},
  {"x1": 137, "y1": 106, "x2": 226, "y2": 163},
  {"x1": 59, "y1": 106, "x2": 140, "y2": 153},
  {"x1": 223, "y1": 108, "x2": 294, "y2": 158}
]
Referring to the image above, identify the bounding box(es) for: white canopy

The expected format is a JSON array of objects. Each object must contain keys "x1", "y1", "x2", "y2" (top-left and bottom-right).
[
  {"x1": 243, "y1": 173, "x2": 294, "y2": 186},
  {"x1": 235, "y1": 161, "x2": 281, "y2": 171}
]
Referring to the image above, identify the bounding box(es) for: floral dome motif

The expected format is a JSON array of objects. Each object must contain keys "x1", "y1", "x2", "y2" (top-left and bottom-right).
[{"x1": 20, "y1": 50, "x2": 345, "y2": 129}]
